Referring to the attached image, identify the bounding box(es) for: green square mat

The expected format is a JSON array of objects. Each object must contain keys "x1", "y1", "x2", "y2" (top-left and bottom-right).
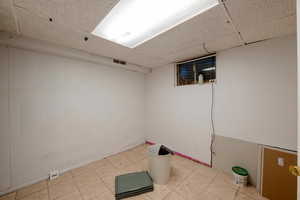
[{"x1": 115, "y1": 171, "x2": 153, "y2": 199}]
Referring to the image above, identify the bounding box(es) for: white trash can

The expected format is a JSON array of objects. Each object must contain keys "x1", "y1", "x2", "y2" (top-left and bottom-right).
[{"x1": 148, "y1": 144, "x2": 173, "y2": 185}]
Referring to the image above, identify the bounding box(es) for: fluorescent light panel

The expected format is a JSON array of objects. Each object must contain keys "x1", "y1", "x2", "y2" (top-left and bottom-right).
[{"x1": 92, "y1": 0, "x2": 219, "y2": 48}]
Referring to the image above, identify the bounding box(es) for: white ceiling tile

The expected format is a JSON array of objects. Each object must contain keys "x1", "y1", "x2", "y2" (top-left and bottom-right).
[
  {"x1": 16, "y1": 7, "x2": 87, "y2": 50},
  {"x1": 1, "y1": 0, "x2": 297, "y2": 68},
  {"x1": 206, "y1": 33, "x2": 242, "y2": 52},
  {"x1": 83, "y1": 34, "x2": 130, "y2": 58},
  {"x1": 164, "y1": 44, "x2": 208, "y2": 63},
  {"x1": 0, "y1": 0, "x2": 18, "y2": 33},
  {"x1": 133, "y1": 5, "x2": 241, "y2": 66},
  {"x1": 15, "y1": 7, "x2": 157, "y2": 68},
  {"x1": 124, "y1": 52, "x2": 170, "y2": 68},
  {"x1": 224, "y1": 0, "x2": 296, "y2": 43},
  {"x1": 15, "y1": 3, "x2": 237, "y2": 68},
  {"x1": 14, "y1": 0, "x2": 119, "y2": 32}
]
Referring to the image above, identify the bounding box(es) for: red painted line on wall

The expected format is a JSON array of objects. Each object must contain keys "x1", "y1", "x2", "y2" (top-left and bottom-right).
[
  {"x1": 145, "y1": 140, "x2": 211, "y2": 168},
  {"x1": 145, "y1": 141, "x2": 155, "y2": 145}
]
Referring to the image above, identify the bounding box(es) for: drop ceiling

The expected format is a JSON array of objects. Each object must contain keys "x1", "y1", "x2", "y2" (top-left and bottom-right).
[{"x1": 0, "y1": 0, "x2": 296, "y2": 68}]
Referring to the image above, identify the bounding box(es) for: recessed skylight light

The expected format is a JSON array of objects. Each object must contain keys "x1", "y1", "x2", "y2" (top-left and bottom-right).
[{"x1": 92, "y1": 0, "x2": 219, "y2": 48}]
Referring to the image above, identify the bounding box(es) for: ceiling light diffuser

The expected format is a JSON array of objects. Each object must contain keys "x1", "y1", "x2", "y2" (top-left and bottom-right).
[{"x1": 92, "y1": 0, "x2": 219, "y2": 48}]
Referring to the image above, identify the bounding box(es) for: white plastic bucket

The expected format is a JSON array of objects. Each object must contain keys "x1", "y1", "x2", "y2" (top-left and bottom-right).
[
  {"x1": 233, "y1": 172, "x2": 248, "y2": 186},
  {"x1": 232, "y1": 166, "x2": 248, "y2": 186},
  {"x1": 148, "y1": 153, "x2": 171, "y2": 184}
]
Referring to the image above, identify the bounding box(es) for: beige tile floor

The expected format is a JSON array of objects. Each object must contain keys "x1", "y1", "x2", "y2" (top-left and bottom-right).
[{"x1": 0, "y1": 144, "x2": 268, "y2": 200}]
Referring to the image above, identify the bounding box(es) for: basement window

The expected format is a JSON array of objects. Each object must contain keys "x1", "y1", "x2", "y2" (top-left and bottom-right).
[{"x1": 176, "y1": 55, "x2": 216, "y2": 86}]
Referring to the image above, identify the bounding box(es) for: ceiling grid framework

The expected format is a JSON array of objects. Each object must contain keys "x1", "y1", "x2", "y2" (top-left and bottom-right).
[
  {"x1": 218, "y1": 0, "x2": 246, "y2": 45},
  {"x1": 223, "y1": 0, "x2": 296, "y2": 43},
  {"x1": 0, "y1": 0, "x2": 297, "y2": 69}
]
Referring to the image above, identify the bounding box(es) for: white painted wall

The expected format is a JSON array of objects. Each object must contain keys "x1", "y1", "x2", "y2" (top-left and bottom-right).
[
  {"x1": 0, "y1": 45, "x2": 145, "y2": 193},
  {"x1": 0, "y1": 34, "x2": 296, "y2": 194},
  {"x1": 0, "y1": 46, "x2": 10, "y2": 191},
  {"x1": 215, "y1": 35, "x2": 297, "y2": 151},
  {"x1": 145, "y1": 35, "x2": 297, "y2": 167},
  {"x1": 145, "y1": 66, "x2": 212, "y2": 165}
]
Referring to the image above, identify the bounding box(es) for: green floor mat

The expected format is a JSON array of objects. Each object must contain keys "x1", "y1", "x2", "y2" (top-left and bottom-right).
[{"x1": 115, "y1": 171, "x2": 153, "y2": 200}]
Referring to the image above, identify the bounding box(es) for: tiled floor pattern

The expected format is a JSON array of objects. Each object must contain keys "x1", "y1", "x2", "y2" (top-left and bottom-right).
[{"x1": 0, "y1": 144, "x2": 268, "y2": 200}]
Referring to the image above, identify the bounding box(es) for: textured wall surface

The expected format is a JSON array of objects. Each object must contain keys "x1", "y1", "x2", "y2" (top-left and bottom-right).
[
  {"x1": 0, "y1": 45, "x2": 146, "y2": 193},
  {"x1": 215, "y1": 35, "x2": 297, "y2": 151},
  {"x1": 0, "y1": 46, "x2": 10, "y2": 191},
  {"x1": 145, "y1": 65, "x2": 212, "y2": 165},
  {"x1": 145, "y1": 35, "x2": 297, "y2": 168}
]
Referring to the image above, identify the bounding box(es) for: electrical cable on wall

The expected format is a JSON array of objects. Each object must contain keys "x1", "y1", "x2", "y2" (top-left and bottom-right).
[{"x1": 210, "y1": 82, "x2": 216, "y2": 167}]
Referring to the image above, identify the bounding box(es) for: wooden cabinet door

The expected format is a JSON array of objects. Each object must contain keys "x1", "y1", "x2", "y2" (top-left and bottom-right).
[{"x1": 262, "y1": 147, "x2": 297, "y2": 200}]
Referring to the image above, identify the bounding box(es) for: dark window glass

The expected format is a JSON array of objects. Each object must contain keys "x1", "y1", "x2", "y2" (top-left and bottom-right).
[
  {"x1": 177, "y1": 56, "x2": 216, "y2": 86},
  {"x1": 177, "y1": 63, "x2": 195, "y2": 85}
]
